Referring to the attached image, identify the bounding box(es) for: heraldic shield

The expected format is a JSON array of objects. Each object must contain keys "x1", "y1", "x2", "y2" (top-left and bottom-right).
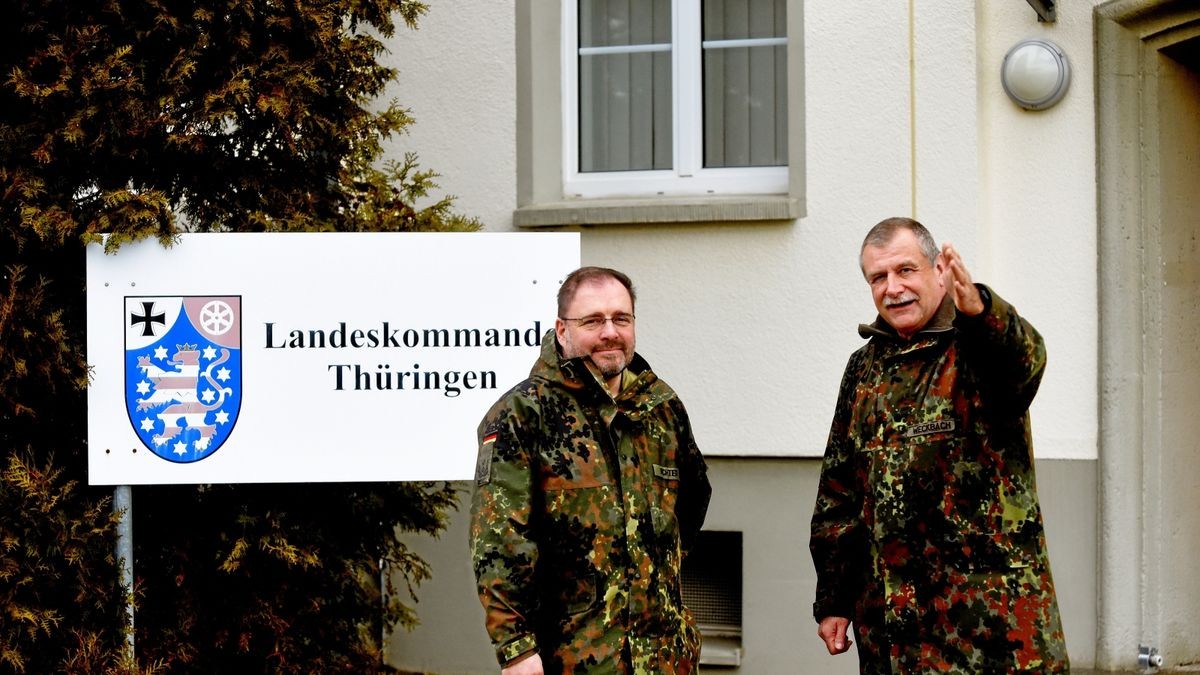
[{"x1": 125, "y1": 296, "x2": 242, "y2": 463}]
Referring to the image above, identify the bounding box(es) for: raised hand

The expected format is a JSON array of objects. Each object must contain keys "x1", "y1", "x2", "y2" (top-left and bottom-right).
[{"x1": 941, "y1": 242, "x2": 984, "y2": 317}]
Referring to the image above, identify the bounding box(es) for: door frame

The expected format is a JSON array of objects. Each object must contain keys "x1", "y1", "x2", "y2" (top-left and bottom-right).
[{"x1": 1095, "y1": 0, "x2": 1200, "y2": 669}]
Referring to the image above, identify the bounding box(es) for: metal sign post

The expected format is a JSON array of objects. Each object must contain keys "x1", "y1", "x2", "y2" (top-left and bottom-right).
[{"x1": 114, "y1": 485, "x2": 134, "y2": 660}]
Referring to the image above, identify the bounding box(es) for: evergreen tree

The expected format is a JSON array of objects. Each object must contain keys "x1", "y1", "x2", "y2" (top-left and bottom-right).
[{"x1": 1, "y1": 1, "x2": 471, "y2": 671}]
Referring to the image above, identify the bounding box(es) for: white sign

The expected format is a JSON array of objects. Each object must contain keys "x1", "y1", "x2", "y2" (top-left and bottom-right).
[{"x1": 87, "y1": 232, "x2": 579, "y2": 485}]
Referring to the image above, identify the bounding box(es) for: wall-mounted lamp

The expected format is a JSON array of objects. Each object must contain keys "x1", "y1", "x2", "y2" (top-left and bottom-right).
[{"x1": 1001, "y1": 39, "x2": 1070, "y2": 111}]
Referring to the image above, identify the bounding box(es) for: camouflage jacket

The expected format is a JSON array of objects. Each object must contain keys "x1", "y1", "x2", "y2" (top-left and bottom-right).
[
  {"x1": 810, "y1": 286, "x2": 1069, "y2": 673},
  {"x1": 471, "y1": 330, "x2": 711, "y2": 673}
]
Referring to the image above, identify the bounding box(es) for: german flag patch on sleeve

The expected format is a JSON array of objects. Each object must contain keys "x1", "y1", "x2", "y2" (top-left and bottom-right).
[{"x1": 475, "y1": 424, "x2": 499, "y2": 486}]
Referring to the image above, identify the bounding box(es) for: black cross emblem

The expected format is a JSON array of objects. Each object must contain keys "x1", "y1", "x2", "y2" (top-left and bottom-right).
[{"x1": 130, "y1": 301, "x2": 166, "y2": 337}]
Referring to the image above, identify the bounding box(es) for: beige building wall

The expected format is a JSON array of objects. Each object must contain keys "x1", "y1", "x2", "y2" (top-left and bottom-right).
[
  {"x1": 384, "y1": 1, "x2": 1098, "y2": 464},
  {"x1": 373, "y1": 0, "x2": 1200, "y2": 671}
]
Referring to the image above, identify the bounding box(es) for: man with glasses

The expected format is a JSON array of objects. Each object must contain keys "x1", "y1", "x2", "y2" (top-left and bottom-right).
[
  {"x1": 471, "y1": 266, "x2": 711, "y2": 674},
  {"x1": 810, "y1": 218, "x2": 1069, "y2": 673}
]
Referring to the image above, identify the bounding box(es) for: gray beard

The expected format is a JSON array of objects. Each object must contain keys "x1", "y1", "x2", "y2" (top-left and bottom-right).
[{"x1": 598, "y1": 363, "x2": 626, "y2": 379}]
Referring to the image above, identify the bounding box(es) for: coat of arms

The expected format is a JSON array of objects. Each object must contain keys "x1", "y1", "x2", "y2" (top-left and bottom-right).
[{"x1": 124, "y1": 296, "x2": 242, "y2": 463}]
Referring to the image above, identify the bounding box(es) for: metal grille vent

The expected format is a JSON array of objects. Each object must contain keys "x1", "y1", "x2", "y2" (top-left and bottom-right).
[{"x1": 681, "y1": 530, "x2": 743, "y2": 633}]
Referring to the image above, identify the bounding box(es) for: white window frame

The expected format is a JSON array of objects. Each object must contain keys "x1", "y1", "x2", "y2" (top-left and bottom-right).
[{"x1": 562, "y1": 0, "x2": 788, "y2": 199}]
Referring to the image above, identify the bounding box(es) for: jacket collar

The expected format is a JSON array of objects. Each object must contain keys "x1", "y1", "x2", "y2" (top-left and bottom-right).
[{"x1": 530, "y1": 330, "x2": 668, "y2": 416}]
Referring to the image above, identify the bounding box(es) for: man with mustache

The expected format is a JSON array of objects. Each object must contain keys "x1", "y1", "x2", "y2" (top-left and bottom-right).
[
  {"x1": 810, "y1": 218, "x2": 1069, "y2": 673},
  {"x1": 471, "y1": 266, "x2": 711, "y2": 674}
]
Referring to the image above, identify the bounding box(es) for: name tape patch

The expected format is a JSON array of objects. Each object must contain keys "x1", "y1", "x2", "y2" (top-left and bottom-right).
[
  {"x1": 903, "y1": 419, "x2": 956, "y2": 439},
  {"x1": 652, "y1": 464, "x2": 680, "y2": 481}
]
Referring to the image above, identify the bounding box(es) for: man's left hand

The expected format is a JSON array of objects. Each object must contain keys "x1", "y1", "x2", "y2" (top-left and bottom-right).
[
  {"x1": 941, "y1": 242, "x2": 985, "y2": 317},
  {"x1": 817, "y1": 616, "x2": 853, "y2": 655}
]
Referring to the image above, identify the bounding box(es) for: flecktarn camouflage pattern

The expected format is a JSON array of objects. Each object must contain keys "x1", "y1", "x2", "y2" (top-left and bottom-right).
[
  {"x1": 811, "y1": 286, "x2": 1069, "y2": 673},
  {"x1": 471, "y1": 330, "x2": 711, "y2": 673}
]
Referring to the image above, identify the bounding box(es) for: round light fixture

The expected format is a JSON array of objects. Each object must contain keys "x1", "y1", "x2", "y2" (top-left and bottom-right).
[{"x1": 1001, "y1": 39, "x2": 1070, "y2": 111}]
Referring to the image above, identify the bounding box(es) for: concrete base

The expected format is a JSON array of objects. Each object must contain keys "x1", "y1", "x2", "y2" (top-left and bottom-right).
[{"x1": 386, "y1": 457, "x2": 1098, "y2": 673}]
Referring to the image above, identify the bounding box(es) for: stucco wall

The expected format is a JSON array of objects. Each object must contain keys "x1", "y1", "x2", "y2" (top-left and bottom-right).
[
  {"x1": 977, "y1": 2, "x2": 1100, "y2": 461},
  {"x1": 379, "y1": 0, "x2": 1107, "y2": 671},
  {"x1": 383, "y1": 0, "x2": 1099, "y2": 461}
]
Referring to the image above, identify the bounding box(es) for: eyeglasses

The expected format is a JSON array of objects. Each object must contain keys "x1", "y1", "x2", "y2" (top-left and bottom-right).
[{"x1": 559, "y1": 313, "x2": 635, "y2": 331}]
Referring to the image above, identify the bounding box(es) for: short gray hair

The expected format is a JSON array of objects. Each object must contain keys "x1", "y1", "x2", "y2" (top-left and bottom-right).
[{"x1": 860, "y1": 217, "x2": 939, "y2": 272}]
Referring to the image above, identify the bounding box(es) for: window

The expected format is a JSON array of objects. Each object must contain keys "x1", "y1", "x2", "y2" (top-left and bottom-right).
[
  {"x1": 514, "y1": 1, "x2": 801, "y2": 226},
  {"x1": 564, "y1": 0, "x2": 788, "y2": 198}
]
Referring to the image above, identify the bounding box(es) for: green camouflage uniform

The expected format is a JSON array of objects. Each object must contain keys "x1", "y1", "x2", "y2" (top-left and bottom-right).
[
  {"x1": 810, "y1": 286, "x2": 1069, "y2": 673},
  {"x1": 471, "y1": 330, "x2": 711, "y2": 673}
]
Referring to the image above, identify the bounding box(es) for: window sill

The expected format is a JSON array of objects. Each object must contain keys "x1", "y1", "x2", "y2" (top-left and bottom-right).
[{"x1": 513, "y1": 195, "x2": 801, "y2": 228}]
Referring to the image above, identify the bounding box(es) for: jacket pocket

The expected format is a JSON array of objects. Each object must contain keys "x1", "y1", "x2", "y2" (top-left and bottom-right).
[
  {"x1": 540, "y1": 484, "x2": 611, "y2": 618},
  {"x1": 944, "y1": 530, "x2": 1037, "y2": 574},
  {"x1": 564, "y1": 569, "x2": 600, "y2": 615}
]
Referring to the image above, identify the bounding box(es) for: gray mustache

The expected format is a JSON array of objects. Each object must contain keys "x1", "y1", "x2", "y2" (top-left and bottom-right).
[{"x1": 884, "y1": 294, "x2": 917, "y2": 307}]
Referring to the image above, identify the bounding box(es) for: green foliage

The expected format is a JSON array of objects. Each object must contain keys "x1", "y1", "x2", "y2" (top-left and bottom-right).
[
  {"x1": 133, "y1": 481, "x2": 458, "y2": 672},
  {"x1": 1, "y1": 0, "x2": 475, "y2": 671},
  {"x1": 0, "y1": 452, "x2": 138, "y2": 675}
]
